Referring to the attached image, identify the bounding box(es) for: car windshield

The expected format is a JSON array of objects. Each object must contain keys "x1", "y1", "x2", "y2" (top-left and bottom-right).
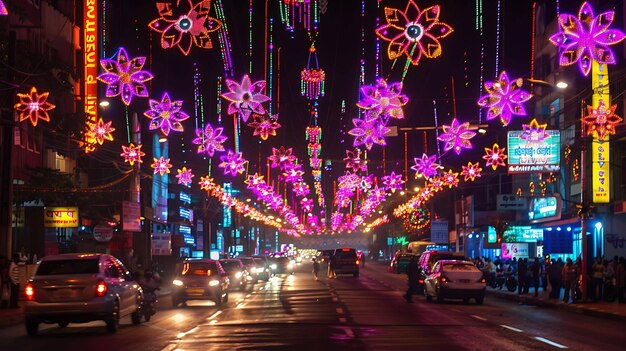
[
  {"x1": 270, "y1": 257, "x2": 289, "y2": 264},
  {"x1": 220, "y1": 260, "x2": 242, "y2": 271},
  {"x1": 398, "y1": 255, "x2": 413, "y2": 261},
  {"x1": 181, "y1": 262, "x2": 219, "y2": 276},
  {"x1": 442, "y1": 263, "x2": 477, "y2": 271},
  {"x1": 253, "y1": 258, "x2": 266, "y2": 266},
  {"x1": 36, "y1": 258, "x2": 100, "y2": 275},
  {"x1": 239, "y1": 258, "x2": 255, "y2": 266},
  {"x1": 337, "y1": 253, "x2": 357, "y2": 260}
]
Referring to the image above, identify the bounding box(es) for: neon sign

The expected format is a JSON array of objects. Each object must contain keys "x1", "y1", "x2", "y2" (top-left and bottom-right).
[{"x1": 84, "y1": 0, "x2": 98, "y2": 152}]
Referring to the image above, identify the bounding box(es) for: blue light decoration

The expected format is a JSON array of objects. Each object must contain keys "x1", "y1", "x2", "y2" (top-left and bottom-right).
[
  {"x1": 180, "y1": 225, "x2": 194, "y2": 245},
  {"x1": 179, "y1": 207, "x2": 191, "y2": 220},
  {"x1": 180, "y1": 192, "x2": 192, "y2": 205}
]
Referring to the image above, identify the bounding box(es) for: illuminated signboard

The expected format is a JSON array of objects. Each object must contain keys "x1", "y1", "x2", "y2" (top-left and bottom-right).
[
  {"x1": 44, "y1": 207, "x2": 79, "y2": 228},
  {"x1": 591, "y1": 61, "x2": 610, "y2": 203},
  {"x1": 502, "y1": 243, "x2": 529, "y2": 259},
  {"x1": 507, "y1": 130, "x2": 560, "y2": 174},
  {"x1": 502, "y1": 226, "x2": 544, "y2": 243},
  {"x1": 83, "y1": 0, "x2": 98, "y2": 151},
  {"x1": 180, "y1": 225, "x2": 194, "y2": 245},
  {"x1": 179, "y1": 192, "x2": 191, "y2": 205},
  {"x1": 179, "y1": 207, "x2": 191, "y2": 220},
  {"x1": 528, "y1": 195, "x2": 562, "y2": 223}
]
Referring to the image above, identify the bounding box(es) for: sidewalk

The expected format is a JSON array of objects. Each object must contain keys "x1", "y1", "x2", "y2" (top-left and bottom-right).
[{"x1": 485, "y1": 284, "x2": 626, "y2": 321}]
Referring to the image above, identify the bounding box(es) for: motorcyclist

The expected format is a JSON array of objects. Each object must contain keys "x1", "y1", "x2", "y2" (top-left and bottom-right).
[{"x1": 138, "y1": 270, "x2": 160, "y2": 316}]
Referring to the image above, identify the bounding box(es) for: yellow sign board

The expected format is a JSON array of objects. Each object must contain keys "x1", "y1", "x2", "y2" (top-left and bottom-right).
[
  {"x1": 591, "y1": 61, "x2": 610, "y2": 203},
  {"x1": 44, "y1": 207, "x2": 79, "y2": 228}
]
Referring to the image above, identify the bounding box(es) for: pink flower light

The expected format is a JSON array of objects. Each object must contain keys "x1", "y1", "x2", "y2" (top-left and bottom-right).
[
  {"x1": 151, "y1": 157, "x2": 172, "y2": 176},
  {"x1": 120, "y1": 143, "x2": 145, "y2": 166},
  {"x1": 219, "y1": 151, "x2": 247, "y2": 177},
  {"x1": 192, "y1": 123, "x2": 227, "y2": 156},
  {"x1": 437, "y1": 118, "x2": 476, "y2": 155},
  {"x1": 247, "y1": 114, "x2": 281, "y2": 140},
  {"x1": 348, "y1": 111, "x2": 390, "y2": 150},
  {"x1": 482, "y1": 144, "x2": 508, "y2": 171},
  {"x1": 477, "y1": 71, "x2": 532, "y2": 126},
  {"x1": 97, "y1": 47, "x2": 154, "y2": 106},
  {"x1": 461, "y1": 162, "x2": 482, "y2": 182},
  {"x1": 144, "y1": 92, "x2": 190, "y2": 136},
  {"x1": 357, "y1": 78, "x2": 408, "y2": 120},
  {"x1": 221, "y1": 75, "x2": 271, "y2": 122},
  {"x1": 583, "y1": 100, "x2": 622, "y2": 139},
  {"x1": 382, "y1": 171, "x2": 404, "y2": 192},
  {"x1": 343, "y1": 148, "x2": 367, "y2": 173},
  {"x1": 176, "y1": 167, "x2": 194, "y2": 186},
  {"x1": 411, "y1": 153, "x2": 440, "y2": 179}
]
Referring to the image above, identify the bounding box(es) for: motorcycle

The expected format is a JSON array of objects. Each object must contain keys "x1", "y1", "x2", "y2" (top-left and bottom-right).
[{"x1": 141, "y1": 286, "x2": 159, "y2": 322}]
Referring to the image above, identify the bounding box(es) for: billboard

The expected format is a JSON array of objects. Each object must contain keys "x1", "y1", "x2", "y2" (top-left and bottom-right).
[
  {"x1": 502, "y1": 226, "x2": 544, "y2": 243},
  {"x1": 529, "y1": 195, "x2": 562, "y2": 223},
  {"x1": 502, "y1": 243, "x2": 529, "y2": 259},
  {"x1": 507, "y1": 130, "x2": 560, "y2": 174},
  {"x1": 591, "y1": 61, "x2": 610, "y2": 203},
  {"x1": 44, "y1": 207, "x2": 79, "y2": 228}
]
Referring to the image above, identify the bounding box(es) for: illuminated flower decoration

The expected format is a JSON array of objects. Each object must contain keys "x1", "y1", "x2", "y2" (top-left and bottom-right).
[
  {"x1": 331, "y1": 212, "x2": 344, "y2": 231},
  {"x1": 283, "y1": 163, "x2": 304, "y2": 183},
  {"x1": 441, "y1": 169, "x2": 459, "y2": 188},
  {"x1": 219, "y1": 151, "x2": 247, "y2": 177},
  {"x1": 198, "y1": 175, "x2": 214, "y2": 191},
  {"x1": 293, "y1": 182, "x2": 310, "y2": 197},
  {"x1": 245, "y1": 173, "x2": 265, "y2": 189},
  {"x1": 359, "y1": 175, "x2": 373, "y2": 191},
  {"x1": 343, "y1": 148, "x2": 367, "y2": 173},
  {"x1": 87, "y1": 118, "x2": 116, "y2": 145},
  {"x1": 477, "y1": 71, "x2": 532, "y2": 126},
  {"x1": 144, "y1": 92, "x2": 190, "y2": 136},
  {"x1": 375, "y1": 1, "x2": 453, "y2": 66},
  {"x1": 438, "y1": 118, "x2": 476, "y2": 155},
  {"x1": 0, "y1": 1, "x2": 7, "y2": 16},
  {"x1": 549, "y1": 1, "x2": 626, "y2": 76},
  {"x1": 148, "y1": 0, "x2": 222, "y2": 56},
  {"x1": 268, "y1": 146, "x2": 296, "y2": 170},
  {"x1": 519, "y1": 118, "x2": 550, "y2": 144},
  {"x1": 371, "y1": 186, "x2": 387, "y2": 203},
  {"x1": 247, "y1": 114, "x2": 281, "y2": 140},
  {"x1": 382, "y1": 171, "x2": 404, "y2": 192},
  {"x1": 151, "y1": 156, "x2": 172, "y2": 176},
  {"x1": 301, "y1": 198, "x2": 313, "y2": 212},
  {"x1": 193, "y1": 123, "x2": 227, "y2": 156},
  {"x1": 357, "y1": 78, "x2": 408, "y2": 120},
  {"x1": 121, "y1": 143, "x2": 145, "y2": 166},
  {"x1": 348, "y1": 111, "x2": 390, "y2": 150},
  {"x1": 482, "y1": 143, "x2": 508, "y2": 170},
  {"x1": 221, "y1": 75, "x2": 271, "y2": 122},
  {"x1": 583, "y1": 100, "x2": 622, "y2": 139},
  {"x1": 97, "y1": 47, "x2": 154, "y2": 106},
  {"x1": 411, "y1": 153, "x2": 440, "y2": 179},
  {"x1": 461, "y1": 162, "x2": 482, "y2": 182},
  {"x1": 176, "y1": 167, "x2": 194, "y2": 186},
  {"x1": 426, "y1": 176, "x2": 444, "y2": 193},
  {"x1": 14, "y1": 87, "x2": 56, "y2": 127}
]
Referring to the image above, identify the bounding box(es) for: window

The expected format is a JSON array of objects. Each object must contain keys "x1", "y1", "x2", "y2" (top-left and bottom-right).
[
  {"x1": 104, "y1": 260, "x2": 121, "y2": 278},
  {"x1": 36, "y1": 259, "x2": 100, "y2": 275}
]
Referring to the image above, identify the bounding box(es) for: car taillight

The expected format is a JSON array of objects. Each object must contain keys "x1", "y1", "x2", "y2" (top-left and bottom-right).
[
  {"x1": 96, "y1": 280, "x2": 107, "y2": 297},
  {"x1": 25, "y1": 283, "x2": 35, "y2": 300},
  {"x1": 479, "y1": 277, "x2": 486, "y2": 283},
  {"x1": 418, "y1": 279, "x2": 424, "y2": 284},
  {"x1": 440, "y1": 277, "x2": 448, "y2": 283},
  {"x1": 356, "y1": 260, "x2": 360, "y2": 265}
]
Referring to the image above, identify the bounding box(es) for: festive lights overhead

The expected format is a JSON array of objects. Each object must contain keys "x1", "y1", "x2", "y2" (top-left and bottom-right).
[
  {"x1": 192, "y1": 123, "x2": 227, "y2": 157},
  {"x1": 268, "y1": 146, "x2": 296, "y2": 170},
  {"x1": 348, "y1": 111, "x2": 390, "y2": 150},
  {"x1": 87, "y1": 118, "x2": 116, "y2": 145},
  {"x1": 97, "y1": 47, "x2": 154, "y2": 106},
  {"x1": 14, "y1": 87, "x2": 56, "y2": 127},
  {"x1": 343, "y1": 148, "x2": 367, "y2": 173},
  {"x1": 583, "y1": 100, "x2": 622, "y2": 139},
  {"x1": 219, "y1": 151, "x2": 248, "y2": 176},
  {"x1": 441, "y1": 169, "x2": 459, "y2": 188},
  {"x1": 477, "y1": 71, "x2": 532, "y2": 126},
  {"x1": 482, "y1": 143, "x2": 507, "y2": 170},
  {"x1": 461, "y1": 162, "x2": 482, "y2": 182},
  {"x1": 151, "y1": 156, "x2": 172, "y2": 176},
  {"x1": 519, "y1": 118, "x2": 550, "y2": 144},
  {"x1": 221, "y1": 75, "x2": 271, "y2": 122},
  {"x1": 176, "y1": 167, "x2": 194, "y2": 186},
  {"x1": 148, "y1": 0, "x2": 222, "y2": 56},
  {"x1": 382, "y1": 171, "x2": 404, "y2": 192},
  {"x1": 375, "y1": 1, "x2": 453, "y2": 66},
  {"x1": 549, "y1": 1, "x2": 626, "y2": 76},
  {"x1": 411, "y1": 153, "x2": 440, "y2": 179},
  {"x1": 437, "y1": 118, "x2": 476, "y2": 155},
  {"x1": 120, "y1": 143, "x2": 145, "y2": 166},
  {"x1": 0, "y1": 1, "x2": 7, "y2": 16},
  {"x1": 247, "y1": 114, "x2": 281, "y2": 140},
  {"x1": 357, "y1": 78, "x2": 408, "y2": 120},
  {"x1": 144, "y1": 92, "x2": 190, "y2": 136}
]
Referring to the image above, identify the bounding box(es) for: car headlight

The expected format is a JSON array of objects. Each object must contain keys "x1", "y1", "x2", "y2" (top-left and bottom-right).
[
  {"x1": 209, "y1": 280, "x2": 220, "y2": 287},
  {"x1": 270, "y1": 264, "x2": 277, "y2": 270},
  {"x1": 287, "y1": 263, "x2": 295, "y2": 269},
  {"x1": 173, "y1": 279, "x2": 183, "y2": 287},
  {"x1": 255, "y1": 267, "x2": 264, "y2": 274},
  {"x1": 235, "y1": 271, "x2": 243, "y2": 279}
]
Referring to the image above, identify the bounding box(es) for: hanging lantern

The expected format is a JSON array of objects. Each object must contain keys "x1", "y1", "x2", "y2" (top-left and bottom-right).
[{"x1": 300, "y1": 45, "x2": 325, "y2": 100}]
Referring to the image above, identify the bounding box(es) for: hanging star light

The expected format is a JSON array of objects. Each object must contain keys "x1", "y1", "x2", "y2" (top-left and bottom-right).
[
  {"x1": 343, "y1": 148, "x2": 367, "y2": 173},
  {"x1": 477, "y1": 71, "x2": 532, "y2": 126},
  {"x1": 148, "y1": 0, "x2": 222, "y2": 56},
  {"x1": 192, "y1": 123, "x2": 227, "y2": 156},
  {"x1": 144, "y1": 92, "x2": 190, "y2": 136},
  {"x1": 97, "y1": 47, "x2": 154, "y2": 106},
  {"x1": 411, "y1": 153, "x2": 440, "y2": 179},
  {"x1": 87, "y1": 118, "x2": 116, "y2": 145},
  {"x1": 549, "y1": 1, "x2": 626, "y2": 76},
  {"x1": 221, "y1": 75, "x2": 271, "y2": 122},
  {"x1": 198, "y1": 175, "x2": 214, "y2": 191},
  {"x1": 437, "y1": 118, "x2": 476, "y2": 155},
  {"x1": 382, "y1": 171, "x2": 404, "y2": 192},
  {"x1": 247, "y1": 114, "x2": 281, "y2": 140},
  {"x1": 268, "y1": 146, "x2": 296, "y2": 170},
  {"x1": 519, "y1": 118, "x2": 550, "y2": 144},
  {"x1": 583, "y1": 100, "x2": 622, "y2": 139},
  {"x1": 301, "y1": 198, "x2": 314, "y2": 212},
  {"x1": 375, "y1": 1, "x2": 453, "y2": 66},
  {"x1": 426, "y1": 176, "x2": 444, "y2": 193},
  {"x1": 441, "y1": 169, "x2": 459, "y2": 188},
  {"x1": 151, "y1": 156, "x2": 172, "y2": 176},
  {"x1": 461, "y1": 162, "x2": 482, "y2": 182},
  {"x1": 357, "y1": 78, "x2": 408, "y2": 120},
  {"x1": 348, "y1": 111, "x2": 390, "y2": 150},
  {"x1": 245, "y1": 173, "x2": 265, "y2": 189},
  {"x1": 14, "y1": 87, "x2": 56, "y2": 127},
  {"x1": 120, "y1": 143, "x2": 145, "y2": 165},
  {"x1": 482, "y1": 143, "x2": 508, "y2": 170},
  {"x1": 0, "y1": 1, "x2": 8, "y2": 16},
  {"x1": 283, "y1": 163, "x2": 304, "y2": 183},
  {"x1": 293, "y1": 182, "x2": 310, "y2": 197},
  {"x1": 219, "y1": 151, "x2": 247, "y2": 177},
  {"x1": 176, "y1": 167, "x2": 194, "y2": 186}
]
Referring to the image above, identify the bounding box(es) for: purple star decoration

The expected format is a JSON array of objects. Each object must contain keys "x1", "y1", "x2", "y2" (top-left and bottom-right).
[
  {"x1": 549, "y1": 2, "x2": 625, "y2": 76},
  {"x1": 477, "y1": 71, "x2": 532, "y2": 126},
  {"x1": 221, "y1": 75, "x2": 271, "y2": 122},
  {"x1": 219, "y1": 151, "x2": 247, "y2": 177},
  {"x1": 437, "y1": 118, "x2": 476, "y2": 155},
  {"x1": 144, "y1": 92, "x2": 190, "y2": 135},
  {"x1": 411, "y1": 153, "x2": 440, "y2": 179},
  {"x1": 97, "y1": 47, "x2": 154, "y2": 106},
  {"x1": 176, "y1": 168, "x2": 194, "y2": 186},
  {"x1": 348, "y1": 111, "x2": 390, "y2": 150},
  {"x1": 382, "y1": 171, "x2": 404, "y2": 192},
  {"x1": 357, "y1": 78, "x2": 408, "y2": 121},
  {"x1": 192, "y1": 123, "x2": 227, "y2": 156}
]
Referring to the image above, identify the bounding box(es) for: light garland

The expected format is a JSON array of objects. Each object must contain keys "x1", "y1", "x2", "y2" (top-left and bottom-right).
[{"x1": 14, "y1": 87, "x2": 56, "y2": 127}]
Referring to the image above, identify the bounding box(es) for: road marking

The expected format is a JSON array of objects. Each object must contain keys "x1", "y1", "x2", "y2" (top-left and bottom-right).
[
  {"x1": 534, "y1": 337, "x2": 568, "y2": 349},
  {"x1": 470, "y1": 315, "x2": 487, "y2": 321},
  {"x1": 236, "y1": 303, "x2": 247, "y2": 309},
  {"x1": 209, "y1": 319, "x2": 218, "y2": 325},
  {"x1": 500, "y1": 325, "x2": 523, "y2": 333},
  {"x1": 161, "y1": 344, "x2": 178, "y2": 351},
  {"x1": 336, "y1": 308, "x2": 344, "y2": 314},
  {"x1": 176, "y1": 327, "x2": 198, "y2": 339},
  {"x1": 451, "y1": 308, "x2": 462, "y2": 313},
  {"x1": 208, "y1": 311, "x2": 222, "y2": 320},
  {"x1": 339, "y1": 317, "x2": 347, "y2": 323},
  {"x1": 246, "y1": 294, "x2": 252, "y2": 298}
]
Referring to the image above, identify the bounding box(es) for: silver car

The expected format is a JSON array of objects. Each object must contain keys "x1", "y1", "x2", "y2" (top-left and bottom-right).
[
  {"x1": 424, "y1": 260, "x2": 486, "y2": 304},
  {"x1": 24, "y1": 253, "x2": 143, "y2": 335}
]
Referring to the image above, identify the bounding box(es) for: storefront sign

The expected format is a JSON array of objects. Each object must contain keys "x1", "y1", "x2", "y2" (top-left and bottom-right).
[
  {"x1": 502, "y1": 226, "x2": 543, "y2": 243},
  {"x1": 430, "y1": 220, "x2": 449, "y2": 244},
  {"x1": 591, "y1": 61, "x2": 610, "y2": 203},
  {"x1": 93, "y1": 224, "x2": 113, "y2": 242},
  {"x1": 122, "y1": 201, "x2": 141, "y2": 232},
  {"x1": 501, "y1": 243, "x2": 529, "y2": 259},
  {"x1": 44, "y1": 207, "x2": 79, "y2": 228},
  {"x1": 507, "y1": 130, "x2": 560, "y2": 174},
  {"x1": 496, "y1": 194, "x2": 527, "y2": 210},
  {"x1": 83, "y1": 0, "x2": 98, "y2": 150},
  {"x1": 528, "y1": 195, "x2": 562, "y2": 223},
  {"x1": 151, "y1": 233, "x2": 172, "y2": 256}
]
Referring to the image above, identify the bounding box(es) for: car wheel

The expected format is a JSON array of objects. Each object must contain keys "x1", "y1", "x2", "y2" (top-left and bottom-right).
[
  {"x1": 143, "y1": 307, "x2": 151, "y2": 322},
  {"x1": 105, "y1": 301, "x2": 120, "y2": 333},
  {"x1": 25, "y1": 317, "x2": 39, "y2": 336},
  {"x1": 476, "y1": 295, "x2": 484, "y2": 305},
  {"x1": 58, "y1": 322, "x2": 69, "y2": 328},
  {"x1": 215, "y1": 290, "x2": 223, "y2": 307},
  {"x1": 131, "y1": 296, "x2": 142, "y2": 325}
]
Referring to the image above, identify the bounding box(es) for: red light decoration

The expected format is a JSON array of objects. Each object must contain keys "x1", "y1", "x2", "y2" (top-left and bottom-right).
[
  {"x1": 14, "y1": 87, "x2": 56, "y2": 127},
  {"x1": 482, "y1": 143, "x2": 507, "y2": 170},
  {"x1": 461, "y1": 162, "x2": 482, "y2": 182},
  {"x1": 583, "y1": 99, "x2": 622, "y2": 139},
  {"x1": 87, "y1": 118, "x2": 115, "y2": 145},
  {"x1": 151, "y1": 156, "x2": 172, "y2": 176},
  {"x1": 120, "y1": 143, "x2": 145, "y2": 166}
]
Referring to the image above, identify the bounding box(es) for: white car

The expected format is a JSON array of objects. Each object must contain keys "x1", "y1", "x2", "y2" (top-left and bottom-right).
[{"x1": 424, "y1": 260, "x2": 486, "y2": 304}]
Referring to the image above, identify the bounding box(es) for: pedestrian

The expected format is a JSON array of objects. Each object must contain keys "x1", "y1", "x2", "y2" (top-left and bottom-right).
[
  {"x1": 616, "y1": 257, "x2": 625, "y2": 303},
  {"x1": 531, "y1": 258, "x2": 541, "y2": 297},
  {"x1": 548, "y1": 259, "x2": 562, "y2": 299},
  {"x1": 312, "y1": 258, "x2": 320, "y2": 280},
  {"x1": 562, "y1": 258, "x2": 579, "y2": 304},
  {"x1": 591, "y1": 256, "x2": 605, "y2": 302},
  {"x1": 517, "y1": 258, "x2": 527, "y2": 295},
  {"x1": 328, "y1": 254, "x2": 337, "y2": 279},
  {"x1": 8, "y1": 254, "x2": 22, "y2": 309},
  {"x1": 404, "y1": 255, "x2": 419, "y2": 303},
  {"x1": 484, "y1": 258, "x2": 496, "y2": 287}
]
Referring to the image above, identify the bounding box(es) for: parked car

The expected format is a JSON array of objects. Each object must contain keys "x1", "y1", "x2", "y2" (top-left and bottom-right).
[
  {"x1": 415, "y1": 250, "x2": 466, "y2": 294},
  {"x1": 219, "y1": 259, "x2": 249, "y2": 290},
  {"x1": 23, "y1": 253, "x2": 143, "y2": 335},
  {"x1": 388, "y1": 253, "x2": 418, "y2": 274},
  {"x1": 332, "y1": 248, "x2": 360, "y2": 277},
  {"x1": 251, "y1": 255, "x2": 271, "y2": 280},
  {"x1": 268, "y1": 256, "x2": 295, "y2": 275},
  {"x1": 423, "y1": 260, "x2": 486, "y2": 304},
  {"x1": 171, "y1": 259, "x2": 230, "y2": 307}
]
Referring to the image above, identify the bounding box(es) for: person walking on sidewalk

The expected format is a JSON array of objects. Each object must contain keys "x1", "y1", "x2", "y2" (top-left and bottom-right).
[
  {"x1": 591, "y1": 257, "x2": 605, "y2": 302},
  {"x1": 531, "y1": 258, "x2": 541, "y2": 297},
  {"x1": 616, "y1": 257, "x2": 625, "y2": 303},
  {"x1": 8, "y1": 254, "x2": 22, "y2": 309},
  {"x1": 312, "y1": 258, "x2": 320, "y2": 280},
  {"x1": 548, "y1": 259, "x2": 562, "y2": 299},
  {"x1": 517, "y1": 258, "x2": 527, "y2": 295},
  {"x1": 404, "y1": 255, "x2": 419, "y2": 303},
  {"x1": 562, "y1": 258, "x2": 579, "y2": 304}
]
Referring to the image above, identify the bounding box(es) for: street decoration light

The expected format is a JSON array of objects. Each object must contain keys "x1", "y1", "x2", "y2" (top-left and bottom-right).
[
  {"x1": 0, "y1": 1, "x2": 8, "y2": 16},
  {"x1": 582, "y1": 100, "x2": 622, "y2": 139},
  {"x1": 348, "y1": 110, "x2": 390, "y2": 150},
  {"x1": 343, "y1": 148, "x2": 367, "y2": 173},
  {"x1": 477, "y1": 71, "x2": 532, "y2": 127},
  {"x1": 441, "y1": 169, "x2": 459, "y2": 188},
  {"x1": 437, "y1": 118, "x2": 476, "y2": 155},
  {"x1": 192, "y1": 123, "x2": 227, "y2": 157},
  {"x1": 482, "y1": 143, "x2": 507, "y2": 170},
  {"x1": 120, "y1": 143, "x2": 145, "y2": 166},
  {"x1": 148, "y1": 0, "x2": 222, "y2": 56},
  {"x1": 247, "y1": 114, "x2": 281, "y2": 140},
  {"x1": 382, "y1": 171, "x2": 404, "y2": 193},
  {"x1": 86, "y1": 118, "x2": 115, "y2": 145},
  {"x1": 97, "y1": 47, "x2": 154, "y2": 106},
  {"x1": 221, "y1": 74, "x2": 270, "y2": 123},
  {"x1": 151, "y1": 156, "x2": 172, "y2": 176},
  {"x1": 357, "y1": 78, "x2": 408, "y2": 121},
  {"x1": 267, "y1": 146, "x2": 296, "y2": 170},
  {"x1": 176, "y1": 167, "x2": 194, "y2": 186},
  {"x1": 14, "y1": 87, "x2": 56, "y2": 127},
  {"x1": 519, "y1": 118, "x2": 550, "y2": 144},
  {"x1": 411, "y1": 153, "x2": 440, "y2": 179},
  {"x1": 218, "y1": 151, "x2": 247, "y2": 177},
  {"x1": 144, "y1": 92, "x2": 190, "y2": 136},
  {"x1": 460, "y1": 162, "x2": 482, "y2": 182}
]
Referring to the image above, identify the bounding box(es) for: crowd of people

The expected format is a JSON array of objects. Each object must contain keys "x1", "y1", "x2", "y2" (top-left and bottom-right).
[{"x1": 474, "y1": 255, "x2": 626, "y2": 303}]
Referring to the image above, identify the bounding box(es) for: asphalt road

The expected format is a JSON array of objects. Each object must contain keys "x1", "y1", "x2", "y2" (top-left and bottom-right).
[{"x1": 0, "y1": 261, "x2": 621, "y2": 351}]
